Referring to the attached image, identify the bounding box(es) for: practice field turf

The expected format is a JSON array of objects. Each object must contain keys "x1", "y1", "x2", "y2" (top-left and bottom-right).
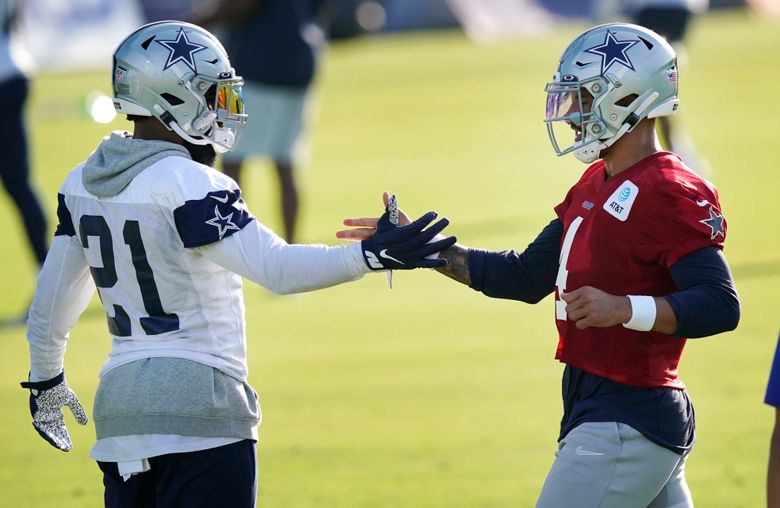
[{"x1": 0, "y1": 9, "x2": 777, "y2": 507}]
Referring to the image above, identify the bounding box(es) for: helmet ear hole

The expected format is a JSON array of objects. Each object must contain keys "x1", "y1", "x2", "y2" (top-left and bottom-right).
[
  {"x1": 615, "y1": 94, "x2": 639, "y2": 107},
  {"x1": 161, "y1": 93, "x2": 184, "y2": 106}
]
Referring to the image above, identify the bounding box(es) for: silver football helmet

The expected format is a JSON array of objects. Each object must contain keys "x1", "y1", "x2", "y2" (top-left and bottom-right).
[
  {"x1": 544, "y1": 23, "x2": 679, "y2": 163},
  {"x1": 112, "y1": 21, "x2": 247, "y2": 153}
]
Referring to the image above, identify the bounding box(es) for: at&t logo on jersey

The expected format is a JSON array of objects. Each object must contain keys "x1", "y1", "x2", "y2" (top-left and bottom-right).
[{"x1": 603, "y1": 180, "x2": 639, "y2": 221}]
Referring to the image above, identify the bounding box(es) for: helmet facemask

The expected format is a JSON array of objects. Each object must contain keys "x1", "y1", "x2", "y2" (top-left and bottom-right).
[{"x1": 545, "y1": 76, "x2": 610, "y2": 164}]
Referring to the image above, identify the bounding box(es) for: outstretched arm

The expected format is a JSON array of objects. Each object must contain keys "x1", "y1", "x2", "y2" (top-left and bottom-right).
[
  {"x1": 201, "y1": 221, "x2": 370, "y2": 294},
  {"x1": 432, "y1": 219, "x2": 563, "y2": 303},
  {"x1": 340, "y1": 198, "x2": 562, "y2": 303},
  {"x1": 202, "y1": 197, "x2": 454, "y2": 294}
]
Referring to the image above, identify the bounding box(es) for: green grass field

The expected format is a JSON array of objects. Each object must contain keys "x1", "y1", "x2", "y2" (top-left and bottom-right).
[{"x1": 0, "y1": 9, "x2": 778, "y2": 507}]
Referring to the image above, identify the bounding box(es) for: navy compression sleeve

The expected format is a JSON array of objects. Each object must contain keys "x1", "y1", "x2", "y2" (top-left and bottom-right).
[
  {"x1": 666, "y1": 247, "x2": 740, "y2": 338},
  {"x1": 468, "y1": 219, "x2": 562, "y2": 303}
]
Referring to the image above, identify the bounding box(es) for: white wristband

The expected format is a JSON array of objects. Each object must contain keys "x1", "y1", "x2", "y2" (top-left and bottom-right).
[{"x1": 622, "y1": 295, "x2": 657, "y2": 332}]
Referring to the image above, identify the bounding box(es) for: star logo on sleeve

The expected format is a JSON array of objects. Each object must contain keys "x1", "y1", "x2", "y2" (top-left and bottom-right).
[
  {"x1": 205, "y1": 205, "x2": 240, "y2": 239},
  {"x1": 156, "y1": 27, "x2": 208, "y2": 73},
  {"x1": 585, "y1": 31, "x2": 640, "y2": 74},
  {"x1": 699, "y1": 206, "x2": 725, "y2": 240}
]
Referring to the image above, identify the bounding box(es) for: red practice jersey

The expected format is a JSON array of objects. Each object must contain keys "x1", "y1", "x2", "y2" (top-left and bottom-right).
[{"x1": 553, "y1": 152, "x2": 726, "y2": 388}]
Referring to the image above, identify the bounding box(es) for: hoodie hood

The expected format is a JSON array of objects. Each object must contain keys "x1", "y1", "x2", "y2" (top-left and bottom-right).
[{"x1": 82, "y1": 131, "x2": 191, "y2": 198}]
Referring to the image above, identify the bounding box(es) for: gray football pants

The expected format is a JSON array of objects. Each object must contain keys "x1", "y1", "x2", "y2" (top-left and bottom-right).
[{"x1": 535, "y1": 422, "x2": 693, "y2": 508}]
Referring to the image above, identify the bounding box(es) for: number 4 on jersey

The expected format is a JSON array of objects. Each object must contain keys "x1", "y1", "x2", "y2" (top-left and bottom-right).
[{"x1": 555, "y1": 216, "x2": 583, "y2": 321}]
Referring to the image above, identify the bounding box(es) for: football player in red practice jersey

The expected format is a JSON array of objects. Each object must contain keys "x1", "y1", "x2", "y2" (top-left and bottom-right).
[{"x1": 338, "y1": 23, "x2": 739, "y2": 507}]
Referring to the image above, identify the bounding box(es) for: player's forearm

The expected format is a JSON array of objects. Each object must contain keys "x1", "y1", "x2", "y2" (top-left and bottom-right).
[
  {"x1": 435, "y1": 244, "x2": 471, "y2": 286},
  {"x1": 649, "y1": 296, "x2": 677, "y2": 335},
  {"x1": 201, "y1": 222, "x2": 368, "y2": 294},
  {"x1": 444, "y1": 220, "x2": 561, "y2": 301},
  {"x1": 27, "y1": 236, "x2": 95, "y2": 380},
  {"x1": 263, "y1": 242, "x2": 368, "y2": 293}
]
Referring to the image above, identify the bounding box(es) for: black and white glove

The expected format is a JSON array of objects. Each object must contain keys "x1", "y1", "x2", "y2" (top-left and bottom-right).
[
  {"x1": 20, "y1": 371, "x2": 88, "y2": 452},
  {"x1": 360, "y1": 209, "x2": 456, "y2": 270}
]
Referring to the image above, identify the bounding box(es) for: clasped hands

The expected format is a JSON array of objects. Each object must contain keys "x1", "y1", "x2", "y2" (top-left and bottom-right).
[{"x1": 339, "y1": 192, "x2": 456, "y2": 271}]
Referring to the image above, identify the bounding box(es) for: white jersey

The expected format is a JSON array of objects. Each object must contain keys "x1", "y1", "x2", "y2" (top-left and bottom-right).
[
  {"x1": 58, "y1": 155, "x2": 255, "y2": 379},
  {"x1": 26, "y1": 134, "x2": 369, "y2": 462},
  {"x1": 27, "y1": 141, "x2": 368, "y2": 384}
]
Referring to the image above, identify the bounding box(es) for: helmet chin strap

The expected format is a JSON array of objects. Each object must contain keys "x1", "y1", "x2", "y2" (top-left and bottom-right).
[
  {"x1": 169, "y1": 121, "x2": 211, "y2": 145},
  {"x1": 153, "y1": 104, "x2": 233, "y2": 152},
  {"x1": 573, "y1": 92, "x2": 660, "y2": 164}
]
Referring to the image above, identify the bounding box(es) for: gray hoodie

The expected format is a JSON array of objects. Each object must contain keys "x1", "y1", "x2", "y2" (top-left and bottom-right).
[{"x1": 82, "y1": 131, "x2": 191, "y2": 198}]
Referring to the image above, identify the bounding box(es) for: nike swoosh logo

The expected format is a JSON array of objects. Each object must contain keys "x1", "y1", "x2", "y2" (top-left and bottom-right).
[
  {"x1": 696, "y1": 199, "x2": 709, "y2": 207},
  {"x1": 210, "y1": 194, "x2": 230, "y2": 204},
  {"x1": 575, "y1": 445, "x2": 604, "y2": 456},
  {"x1": 379, "y1": 249, "x2": 404, "y2": 265}
]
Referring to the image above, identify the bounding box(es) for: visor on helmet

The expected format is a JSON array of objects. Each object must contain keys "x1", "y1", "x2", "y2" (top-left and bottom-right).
[
  {"x1": 217, "y1": 79, "x2": 244, "y2": 116},
  {"x1": 544, "y1": 80, "x2": 603, "y2": 158}
]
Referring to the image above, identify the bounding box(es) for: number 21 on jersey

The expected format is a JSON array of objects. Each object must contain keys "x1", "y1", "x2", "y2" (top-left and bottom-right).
[{"x1": 80, "y1": 215, "x2": 179, "y2": 337}]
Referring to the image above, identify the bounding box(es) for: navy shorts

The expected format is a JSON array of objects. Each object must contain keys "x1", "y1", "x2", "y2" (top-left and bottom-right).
[{"x1": 98, "y1": 440, "x2": 257, "y2": 508}]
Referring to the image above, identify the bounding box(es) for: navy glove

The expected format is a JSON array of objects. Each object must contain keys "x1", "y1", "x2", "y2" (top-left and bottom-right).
[
  {"x1": 360, "y1": 209, "x2": 456, "y2": 270},
  {"x1": 20, "y1": 371, "x2": 88, "y2": 452}
]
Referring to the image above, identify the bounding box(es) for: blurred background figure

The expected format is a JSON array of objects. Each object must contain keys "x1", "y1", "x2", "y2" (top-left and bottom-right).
[
  {"x1": 0, "y1": 0, "x2": 48, "y2": 322},
  {"x1": 592, "y1": 0, "x2": 710, "y2": 174},
  {"x1": 628, "y1": 0, "x2": 709, "y2": 174},
  {"x1": 766, "y1": 331, "x2": 780, "y2": 508},
  {"x1": 196, "y1": 0, "x2": 328, "y2": 244}
]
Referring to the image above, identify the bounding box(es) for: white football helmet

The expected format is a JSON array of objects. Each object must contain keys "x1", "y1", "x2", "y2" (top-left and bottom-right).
[
  {"x1": 112, "y1": 21, "x2": 247, "y2": 153},
  {"x1": 544, "y1": 23, "x2": 679, "y2": 163}
]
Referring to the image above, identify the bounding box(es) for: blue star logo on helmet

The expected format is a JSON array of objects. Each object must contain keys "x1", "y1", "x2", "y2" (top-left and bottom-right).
[
  {"x1": 156, "y1": 27, "x2": 208, "y2": 73},
  {"x1": 585, "y1": 31, "x2": 640, "y2": 74}
]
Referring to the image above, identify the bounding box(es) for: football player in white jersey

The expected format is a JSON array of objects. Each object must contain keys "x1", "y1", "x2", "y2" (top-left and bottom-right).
[{"x1": 20, "y1": 21, "x2": 455, "y2": 507}]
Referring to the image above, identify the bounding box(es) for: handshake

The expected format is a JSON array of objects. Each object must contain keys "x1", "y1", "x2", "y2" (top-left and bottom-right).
[{"x1": 339, "y1": 193, "x2": 457, "y2": 271}]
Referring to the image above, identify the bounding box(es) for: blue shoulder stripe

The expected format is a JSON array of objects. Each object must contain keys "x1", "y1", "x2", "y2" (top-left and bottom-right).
[{"x1": 174, "y1": 189, "x2": 255, "y2": 248}]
